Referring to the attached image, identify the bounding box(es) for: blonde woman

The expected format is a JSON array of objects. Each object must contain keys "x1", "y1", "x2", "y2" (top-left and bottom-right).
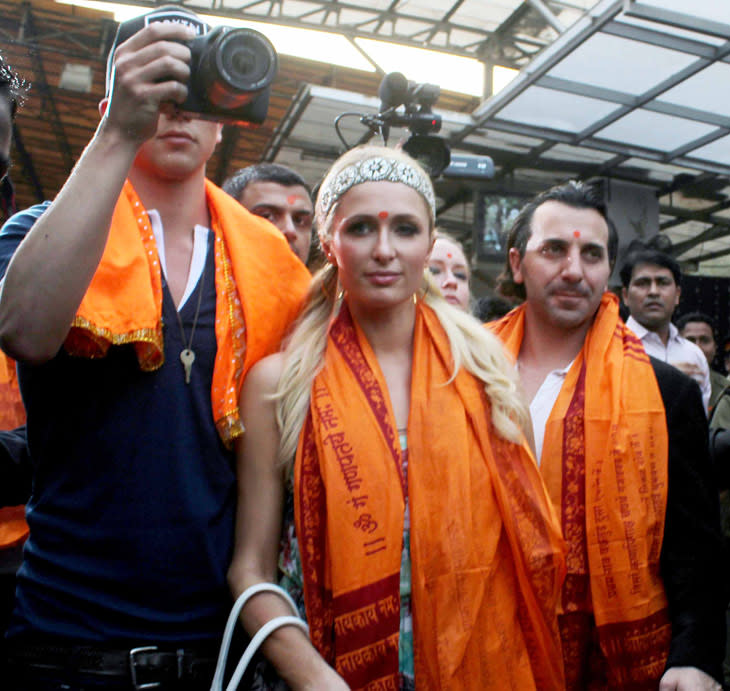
[
  {"x1": 227, "y1": 146, "x2": 565, "y2": 690},
  {"x1": 428, "y1": 231, "x2": 471, "y2": 311}
]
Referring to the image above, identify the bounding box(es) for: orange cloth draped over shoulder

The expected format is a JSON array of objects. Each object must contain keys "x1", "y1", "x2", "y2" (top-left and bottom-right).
[
  {"x1": 0, "y1": 353, "x2": 27, "y2": 549},
  {"x1": 491, "y1": 293, "x2": 671, "y2": 688},
  {"x1": 62, "y1": 179, "x2": 309, "y2": 446},
  {"x1": 295, "y1": 301, "x2": 566, "y2": 690},
  {"x1": 0, "y1": 354, "x2": 25, "y2": 430}
]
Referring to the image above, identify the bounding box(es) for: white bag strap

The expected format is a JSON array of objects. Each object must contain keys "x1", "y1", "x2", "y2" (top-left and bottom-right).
[
  {"x1": 225, "y1": 615, "x2": 308, "y2": 691},
  {"x1": 210, "y1": 583, "x2": 308, "y2": 691}
]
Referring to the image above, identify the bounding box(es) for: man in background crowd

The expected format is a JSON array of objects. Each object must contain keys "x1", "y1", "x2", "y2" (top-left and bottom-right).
[
  {"x1": 621, "y1": 247, "x2": 711, "y2": 412},
  {"x1": 0, "y1": 54, "x2": 25, "y2": 223},
  {"x1": 678, "y1": 311, "x2": 728, "y2": 412},
  {"x1": 493, "y1": 180, "x2": 724, "y2": 690},
  {"x1": 0, "y1": 7, "x2": 309, "y2": 689},
  {"x1": 223, "y1": 162, "x2": 313, "y2": 265},
  {"x1": 0, "y1": 52, "x2": 28, "y2": 661}
]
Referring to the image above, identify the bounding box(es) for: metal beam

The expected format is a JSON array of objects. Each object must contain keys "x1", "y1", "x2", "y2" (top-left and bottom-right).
[
  {"x1": 457, "y1": 0, "x2": 623, "y2": 142},
  {"x1": 261, "y1": 84, "x2": 315, "y2": 162},
  {"x1": 666, "y1": 128, "x2": 730, "y2": 161},
  {"x1": 681, "y1": 244, "x2": 730, "y2": 265},
  {"x1": 538, "y1": 74, "x2": 730, "y2": 130},
  {"x1": 602, "y1": 18, "x2": 720, "y2": 58},
  {"x1": 573, "y1": 52, "x2": 721, "y2": 142},
  {"x1": 527, "y1": 0, "x2": 565, "y2": 33},
  {"x1": 19, "y1": 2, "x2": 74, "y2": 176},
  {"x1": 659, "y1": 203, "x2": 730, "y2": 229},
  {"x1": 11, "y1": 123, "x2": 44, "y2": 202},
  {"x1": 622, "y1": 2, "x2": 730, "y2": 40},
  {"x1": 671, "y1": 224, "x2": 729, "y2": 256}
]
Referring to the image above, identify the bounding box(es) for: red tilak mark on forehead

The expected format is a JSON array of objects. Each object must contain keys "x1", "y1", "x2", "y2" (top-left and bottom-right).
[
  {"x1": 287, "y1": 195, "x2": 299, "y2": 205},
  {"x1": 378, "y1": 211, "x2": 389, "y2": 219},
  {"x1": 447, "y1": 253, "x2": 453, "y2": 258},
  {"x1": 573, "y1": 230, "x2": 581, "y2": 238}
]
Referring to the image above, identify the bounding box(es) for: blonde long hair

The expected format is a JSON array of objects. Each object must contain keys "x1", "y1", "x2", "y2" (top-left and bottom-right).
[{"x1": 275, "y1": 146, "x2": 527, "y2": 468}]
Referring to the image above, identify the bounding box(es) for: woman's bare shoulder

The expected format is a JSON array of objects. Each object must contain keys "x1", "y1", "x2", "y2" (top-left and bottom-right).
[{"x1": 243, "y1": 352, "x2": 286, "y2": 398}]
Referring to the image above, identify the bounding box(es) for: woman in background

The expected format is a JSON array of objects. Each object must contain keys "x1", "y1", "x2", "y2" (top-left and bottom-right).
[
  {"x1": 428, "y1": 231, "x2": 471, "y2": 311},
  {"x1": 228, "y1": 145, "x2": 565, "y2": 690}
]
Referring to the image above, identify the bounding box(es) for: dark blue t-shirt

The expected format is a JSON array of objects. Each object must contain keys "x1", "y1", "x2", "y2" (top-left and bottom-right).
[{"x1": 0, "y1": 203, "x2": 235, "y2": 644}]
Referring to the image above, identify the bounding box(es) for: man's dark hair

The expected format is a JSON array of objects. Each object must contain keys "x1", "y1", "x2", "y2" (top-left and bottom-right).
[
  {"x1": 0, "y1": 53, "x2": 28, "y2": 119},
  {"x1": 618, "y1": 247, "x2": 681, "y2": 288},
  {"x1": 222, "y1": 163, "x2": 311, "y2": 201},
  {"x1": 496, "y1": 180, "x2": 619, "y2": 300},
  {"x1": 676, "y1": 311, "x2": 716, "y2": 336},
  {"x1": 474, "y1": 294, "x2": 513, "y2": 322}
]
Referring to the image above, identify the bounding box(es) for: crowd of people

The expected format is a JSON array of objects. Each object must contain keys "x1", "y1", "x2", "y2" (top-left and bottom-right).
[{"x1": 0, "y1": 5, "x2": 728, "y2": 690}]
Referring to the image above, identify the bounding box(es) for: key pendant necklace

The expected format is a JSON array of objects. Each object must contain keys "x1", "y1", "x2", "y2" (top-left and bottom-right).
[
  {"x1": 173, "y1": 246, "x2": 206, "y2": 385},
  {"x1": 180, "y1": 348, "x2": 195, "y2": 384}
]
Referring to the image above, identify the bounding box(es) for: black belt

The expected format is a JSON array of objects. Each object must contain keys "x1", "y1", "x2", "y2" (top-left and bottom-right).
[{"x1": 6, "y1": 642, "x2": 217, "y2": 689}]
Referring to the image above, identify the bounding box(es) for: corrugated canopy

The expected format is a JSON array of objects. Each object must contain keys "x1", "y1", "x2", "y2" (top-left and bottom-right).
[{"x1": 457, "y1": 0, "x2": 730, "y2": 275}]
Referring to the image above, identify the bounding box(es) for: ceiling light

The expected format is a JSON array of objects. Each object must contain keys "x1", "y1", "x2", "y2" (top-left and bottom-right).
[{"x1": 59, "y1": 63, "x2": 93, "y2": 93}]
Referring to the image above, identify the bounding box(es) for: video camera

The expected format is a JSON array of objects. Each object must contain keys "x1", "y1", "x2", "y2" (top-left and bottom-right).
[
  {"x1": 359, "y1": 72, "x2": 449, "y2": 177},
  {"x1": 348, "y1": 72, "x2": 493, "y2": 180}
]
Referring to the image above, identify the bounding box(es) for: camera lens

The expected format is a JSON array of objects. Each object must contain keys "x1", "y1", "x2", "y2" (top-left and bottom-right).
[
  {"x1": 220, "y1": 31, "x2": 275, "y2": 90},
  {"x1": 198, "y1": 27, "x2": 277, "y2": 109},
  {"x1": 230, "y1": 49, "x2": 256, "y2": 77},
  {"x1": 216, "y1": 28, "x2": 276, "y2": 92}
]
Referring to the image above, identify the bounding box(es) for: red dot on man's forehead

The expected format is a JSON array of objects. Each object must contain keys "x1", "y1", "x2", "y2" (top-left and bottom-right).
[
  {"x1": 378, "y1": 211, "x2": 388, "y2": 219},
  {"x1": 287, "y1": 195, "x2": 299, "y2": 205},
  {"x1": 573, "y1": 230, "x2": 581, "y2": 238},
  {"x1": 447, "y1": 253, "x2": 452, "y2": 258}
]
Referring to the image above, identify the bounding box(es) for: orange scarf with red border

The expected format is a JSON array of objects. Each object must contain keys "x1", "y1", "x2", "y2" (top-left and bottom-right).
[
  {"x1": 491, "y1": 293, "x2": 670, "y2": 688},
  {"x1": 0, "y1": 353, "x2": 27, "y2": 549},
  {"x1": 295, "y1": 302, "x2": 566, "y2": 690},
  {"x1": 63, "y1": 179, "x2": 309, "y2": 446}
]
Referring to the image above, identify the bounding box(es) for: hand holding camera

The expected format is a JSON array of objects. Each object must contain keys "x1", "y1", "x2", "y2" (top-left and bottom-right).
[
  {"x1": 104, "y1": 7, "x2": 278, "y2": 147},
  {"x1": 104, "y1": 21, "x2": 196, "y2": 145}
]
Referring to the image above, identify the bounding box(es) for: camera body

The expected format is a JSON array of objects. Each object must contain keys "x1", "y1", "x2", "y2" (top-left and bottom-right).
[{"x1": 179, "y1": 26, "x2": 278, "y2": 126}]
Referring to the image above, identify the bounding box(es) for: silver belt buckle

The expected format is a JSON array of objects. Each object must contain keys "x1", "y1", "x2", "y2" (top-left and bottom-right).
[{"x1": 128, "y1": 646, "x2": 162, "y2": 690}]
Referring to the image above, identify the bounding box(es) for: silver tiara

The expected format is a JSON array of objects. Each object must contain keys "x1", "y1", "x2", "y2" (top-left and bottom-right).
[{"x1": 317, "y1": 156, "x2": 436, "y2": 225}]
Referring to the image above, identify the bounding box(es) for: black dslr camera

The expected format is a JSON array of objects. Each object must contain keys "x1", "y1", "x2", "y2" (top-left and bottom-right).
[{"x1": 179, "y1": 26, "x2": 278, "y2": 126}]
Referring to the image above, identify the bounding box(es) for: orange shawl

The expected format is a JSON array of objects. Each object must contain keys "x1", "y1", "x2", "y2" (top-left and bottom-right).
[
  {"x1": 295, "y1": 302, "x2": 566, "y2": 690},
  {"x1": 0, "y1": 353, "x2": 28, "y2": 549},
  {"x1": 491, "y1": 293, "x2": 670, "y2": 688},
  {"x1": 63, "y1": 179, "x2": 309, "y2": 446}
]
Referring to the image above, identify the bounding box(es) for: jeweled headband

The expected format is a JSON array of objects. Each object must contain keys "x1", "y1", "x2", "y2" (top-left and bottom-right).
[{"x1": 316, "y1": 155, "x2": 436, "y2": 226}]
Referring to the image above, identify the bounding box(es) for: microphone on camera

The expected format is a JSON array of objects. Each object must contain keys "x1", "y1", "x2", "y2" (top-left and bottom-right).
[{"x1": 378, "y1": 72, "x2": 410, "y2": 111}]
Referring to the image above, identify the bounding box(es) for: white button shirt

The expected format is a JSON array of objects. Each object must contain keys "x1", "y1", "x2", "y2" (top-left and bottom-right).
[
  {"x1": 625, "y1": 315, "x2": 711, "y2": 413},
  {"x1": 529, "y1": 362, "x2": 572, "y2": 465}
]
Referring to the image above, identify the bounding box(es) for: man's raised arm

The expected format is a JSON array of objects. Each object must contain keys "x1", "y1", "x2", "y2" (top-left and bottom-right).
[{"x1": 0, "y1": 22, "x2": 194, "y2": 363}]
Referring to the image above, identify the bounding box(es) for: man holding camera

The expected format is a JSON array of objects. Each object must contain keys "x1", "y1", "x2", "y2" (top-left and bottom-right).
[{"x1": 0, "y1": 7, "x2": 309, "y2": 689}]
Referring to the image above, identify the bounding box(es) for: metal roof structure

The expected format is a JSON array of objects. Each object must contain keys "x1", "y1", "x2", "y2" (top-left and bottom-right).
[
  {"x1": 260, "y1": 0, "x2": 730, "y2": 278},
  {"x1": 2, "y1": 0, "x2": 730, "y2": 278},
  {"x1": 459, "y1": 0, "x2": 730, "y2": 276},
  {"x1": 98, "y1": 0, "x2": 596, "y2": 67},
  {"x1": 4, "y1": 0, "x2": 580, "y2": 212}
]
